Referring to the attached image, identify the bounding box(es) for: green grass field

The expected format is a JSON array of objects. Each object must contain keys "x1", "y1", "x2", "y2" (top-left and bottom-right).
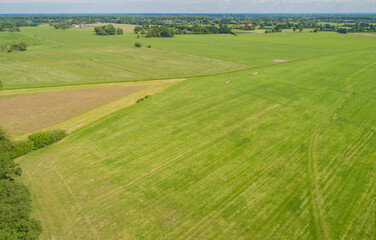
[{"x1": 3, "y1": 24, "x2": 376, "y2": 239}]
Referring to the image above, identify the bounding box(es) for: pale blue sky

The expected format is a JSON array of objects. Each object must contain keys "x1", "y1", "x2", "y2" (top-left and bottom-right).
[{"x1": 0, "y1": 0, "x2": 375, "y2": 14}]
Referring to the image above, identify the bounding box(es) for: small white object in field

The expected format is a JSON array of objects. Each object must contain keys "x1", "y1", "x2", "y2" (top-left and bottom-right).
[
  {"x1": 226, "y1": 80, "x2": 231, "y2": 84},
  {"x1": 253, "y1": 72, "x2": 259, "y2": 75},
  {"x1": 273, "y1": 59, "x2": 288, "y2": 63}
]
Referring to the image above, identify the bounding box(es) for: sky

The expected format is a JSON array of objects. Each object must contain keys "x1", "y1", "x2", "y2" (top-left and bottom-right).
[{"x1": 0, "y1": 0, "x2": 375, "y2": 14}]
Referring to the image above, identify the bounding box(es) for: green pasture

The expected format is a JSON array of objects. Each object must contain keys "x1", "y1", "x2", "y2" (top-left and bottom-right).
[
  {"x1": 16, "y1": 26, "x2": 376, "y2": 240},
  {"x1": 1, "y1": 25, "x2": 376, "y2": 89}
]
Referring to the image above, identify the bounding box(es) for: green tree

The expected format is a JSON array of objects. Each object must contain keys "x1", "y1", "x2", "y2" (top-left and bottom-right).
[
  {"x1": 134, "y1": 26, "x2": 143, "y2": 34},
  {"x1": 105, "y1": 24, "x2": 116, "y2": 35},
  {"x1": 0, "y1": 127, "x2": 42, "y2": 239},
  {"x1": 0, "y1": 180, "x2": 42, "y2": 239},
  {"x1": 117, "y1": 28, "x2": 123, "y2": 35},
  {"x1": 0, "y1": 128, "x2": 21, "y2": 180},
  {"x1": 95, "y1": 24, "x2": 117, "y2": 35},
  {"x1": 18, "y1": 42, "x2": 27, "y2": 51}
]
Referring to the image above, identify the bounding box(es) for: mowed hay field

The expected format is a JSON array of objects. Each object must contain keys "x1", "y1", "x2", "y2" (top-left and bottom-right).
[{"x1": 11, "y1": 25, "x2": 376, "y2": 239}]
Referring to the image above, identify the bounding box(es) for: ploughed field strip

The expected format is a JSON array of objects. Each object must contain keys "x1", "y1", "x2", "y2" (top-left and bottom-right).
[
  {"x1": 18, "y1": 43, "x2": 376, "y2": 240},
  {"x1": 0, "y1": 85, "x2": 146, "y2": 134}
]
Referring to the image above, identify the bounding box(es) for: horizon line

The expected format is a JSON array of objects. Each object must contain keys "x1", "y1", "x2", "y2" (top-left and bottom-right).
[{"x1": 1, "y1": 12, "x2": 376, "y2": 15}]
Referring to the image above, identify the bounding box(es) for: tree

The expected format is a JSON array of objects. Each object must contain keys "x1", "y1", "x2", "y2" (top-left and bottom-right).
[
  {"x1": 105, "y1": 24, "x2": 116, "y2": 35},
  {"x1": 0, "y1": 127, "x2": 21, "y2": 180},
  {"x1": 8, "y1": 44, "x2": 19, "y2": 52},
  {"x1": 134, "y1": 42, "x2": 142, "y2": 47},
  {"x1": 337, "y1": 28, "x2": 348, "y2": 34},
  {"x1": 6, "y1": 42, "x2": 27, "y2": 52},
  {"x1": 117, "y1": 28, "x2": 123, "y2": 35},
  {"x1": 94, "y1": 24, "x2": 117, "y2": 35},
  {"x1": 18, "y1": 42, "x2": 27, "y2": 51},
  {"x1": 0, "y1": 180, "x2": 42, "y2": 239},
  {"x1": 299, "y1": 26, "x2": 304, "y2": 32},
  {"x1": 0, "y1": 127, "x2": 42, "y2": 239},
  {"x1": 134, "y1": 26, "x2": 143, "y2": 34}
]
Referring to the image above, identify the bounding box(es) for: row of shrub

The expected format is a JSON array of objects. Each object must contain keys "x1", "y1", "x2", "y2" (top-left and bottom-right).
[
  {"x1": 11, "y1": 130, "x2": 66, "y2": 159},
  {"x1": 134, "y1": 42, "x2": 151, "y2": 48},
  {"x1": 0, "y1": 127, "x2": 66, "y2": 239},
  {"x1": 1, "y1": 42, "x2": 27, "y2": 52},
  {"x1": 94, "y1": 24, "x2": 123, "y2": 35},
  {"x1": 136, "y1": 95, "x2": 150, "y2": 103}
]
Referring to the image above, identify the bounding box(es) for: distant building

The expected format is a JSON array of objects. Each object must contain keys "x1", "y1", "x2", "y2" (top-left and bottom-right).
[{"x1": 71, "y1": 24, "x2": 88, "y2": 28}]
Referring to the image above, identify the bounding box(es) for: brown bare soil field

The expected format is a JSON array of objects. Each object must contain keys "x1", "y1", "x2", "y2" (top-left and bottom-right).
[{"x1": 0, "y1": 85, "x2": 147, "y2": 134}]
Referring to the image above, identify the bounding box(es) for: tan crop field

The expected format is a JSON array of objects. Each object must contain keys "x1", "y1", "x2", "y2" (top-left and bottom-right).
[{"x1": 0, "y1": 85, "x2": 147, "y2": 134}]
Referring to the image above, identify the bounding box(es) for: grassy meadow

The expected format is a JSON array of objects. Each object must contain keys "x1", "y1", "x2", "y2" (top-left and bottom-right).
[{"x1": 1, "y1": 23, "x2": 375, "y2": 239}]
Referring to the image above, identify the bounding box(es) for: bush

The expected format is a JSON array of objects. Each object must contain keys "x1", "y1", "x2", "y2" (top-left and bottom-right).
[
  {"x1": 10, "y1": 130, "x2": 66, "y2": 158},
  {"x1": 117, "y1": 28, "x2": 123, "y2": 35},
  {"x1": 147, "y1": 45, "x2": 152, "y2": 48},
  {"x1": 94, "y1": 24, "x2": 119, "y2": 35},
  {"x1": 6, "y1": 42, "x2": 27, "y2": 52},
  {"x1": 28, "y1": 130, "x2": 66, "y2": 149},
  {"x1": 134, "y1": 42, "x2": 142, "y2": 47},
  {"x1": 337, "y1": 28, "x2": 348, "y2": 34},
  {"x1": 10, "y1": 140, "x2": 35, "y2": 159},
  {"x1": 136, "y1": 95, "x2": 151, "y2": 103},
  {"x1": 18, "y1": 42, "x2": 27, "y2": 51}
]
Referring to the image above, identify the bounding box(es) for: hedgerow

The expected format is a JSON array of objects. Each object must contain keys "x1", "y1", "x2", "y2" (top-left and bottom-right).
[{"x1": 11, "y1": 130, "x2": 67, "y2": 159}]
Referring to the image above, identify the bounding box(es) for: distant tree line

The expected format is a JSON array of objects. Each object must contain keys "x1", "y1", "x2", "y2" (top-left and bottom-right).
[
  {"x1": 1, "y1": 14, "x2": 376, "y2": 36},
  {"x1": 2, "y1": 14, "x2": 375, "y2": 26},
  {"x1": 0, "y1": 20, "x2": 37, "y2": 32},
  {"x1": 134, "y1": 24, "x2": 232, "y2": 37},
  {"x1": 0, "y1": 21, "x2": 20, "y2": 32},
  {"x1": 94, "y1": 24, "x2": 123, "y2": 35}
]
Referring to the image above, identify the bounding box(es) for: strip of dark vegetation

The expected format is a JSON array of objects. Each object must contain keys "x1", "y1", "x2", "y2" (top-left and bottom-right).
[
  {"x1": 0, "y1": 127, "x2": 41, "y2": 239},
  {"x1": 1, "y1": 14, "x2": 376, "y2": 36},
  {"x1": 0, "y1": 20, "x2": 37, "y2": 32},
  {"x1": 1, "y1": 42, "x2": 27, "y2": 52},
  {"x1": 11, "y1": 130, "x2": 66, "y2": 159},
  {"x1": 136, "y1": 95, "x2": 150, "y2": 103},
  {"x1": 94, "y1": 24, "x2": 123, "y2": 35}
]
